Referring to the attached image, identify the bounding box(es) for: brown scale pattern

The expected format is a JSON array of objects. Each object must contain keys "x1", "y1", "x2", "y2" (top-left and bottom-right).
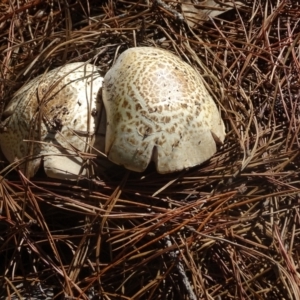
[{"x1": 102, "y1": 47, "x2": 226, "y2": 173}]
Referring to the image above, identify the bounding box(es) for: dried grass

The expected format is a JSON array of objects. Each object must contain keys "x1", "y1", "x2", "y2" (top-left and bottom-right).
[{"x1": 0, "y1": 0, "x2": 300, "y2": 299}]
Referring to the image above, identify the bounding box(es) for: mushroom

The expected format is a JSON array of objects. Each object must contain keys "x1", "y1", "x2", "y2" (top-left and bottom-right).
[
  {"x1": 0, "y1": 47, "x2": 225, "y2": 179},
  {"x1": 0, "y1": 63, "x2": 105, "y2": 179},
  {"x1": 102, "y1": 47, "x2": 225, "y2": 173}
]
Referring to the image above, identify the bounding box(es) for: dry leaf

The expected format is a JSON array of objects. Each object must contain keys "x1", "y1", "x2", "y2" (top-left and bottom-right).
[{"x1": 181, "y1": 0, "x2": 247, "y2": 27}]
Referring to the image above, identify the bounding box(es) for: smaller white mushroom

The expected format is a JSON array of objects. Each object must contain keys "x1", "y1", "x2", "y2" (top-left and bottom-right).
[
  {"x1": 102, "y1": 47, "x2": 225, "y2": 173},
  {"x1": 0, "y1": 63, "x2": 105, "y2": 179}
]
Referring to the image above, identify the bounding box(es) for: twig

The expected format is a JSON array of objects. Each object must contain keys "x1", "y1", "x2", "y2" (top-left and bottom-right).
[
  {"x1": 164, "y1": 235, "x2": 197, "y2": 300},
  {"x1": 153, "y1": 0, "x2": 184, "y2": 22}
]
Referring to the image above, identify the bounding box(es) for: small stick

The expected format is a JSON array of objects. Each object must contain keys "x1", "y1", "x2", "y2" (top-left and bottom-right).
[
  {"x1": 153, "y1": 0, "x2": 185, "y2": 22},
  {"x1": 164, "y1": 235, "x2": 197, "y2": 300}
]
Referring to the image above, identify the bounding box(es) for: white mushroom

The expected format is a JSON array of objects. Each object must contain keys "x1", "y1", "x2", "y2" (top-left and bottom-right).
[
  {"x1": 102, "y1": 47, "x2": 225, "y2": 173},
  {"x1": 0, "y1": 47, "x2": 225, "y2": 179},
  {"x1": 0, "y1": 63, "x2": 104, "y2": 179}
]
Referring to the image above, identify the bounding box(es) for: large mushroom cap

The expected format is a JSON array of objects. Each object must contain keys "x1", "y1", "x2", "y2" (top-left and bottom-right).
[
  {"x1": 102, "y1": 47, "x2": 225, "y2": 173},
  {"x1": 0, "y1": 63, "x2": 104, "y2": 179}
]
